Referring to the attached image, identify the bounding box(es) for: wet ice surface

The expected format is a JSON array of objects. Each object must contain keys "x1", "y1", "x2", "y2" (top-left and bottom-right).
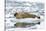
[{"x1": 5, "y1": 0, "x2": 44, "y2": 31}]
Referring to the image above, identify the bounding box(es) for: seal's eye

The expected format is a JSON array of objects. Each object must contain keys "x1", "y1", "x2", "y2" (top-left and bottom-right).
[{"x1": 14, "y1": 13, "x2": 17, "y2": 16}]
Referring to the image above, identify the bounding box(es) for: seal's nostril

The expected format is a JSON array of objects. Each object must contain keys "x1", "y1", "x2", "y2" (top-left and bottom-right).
[
  {"x1": 14, "y1": 13, "x2": 17, "y2": 16},
  {"x1": 14, "y1": 14, "x2": 16, "y2": 16}
]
